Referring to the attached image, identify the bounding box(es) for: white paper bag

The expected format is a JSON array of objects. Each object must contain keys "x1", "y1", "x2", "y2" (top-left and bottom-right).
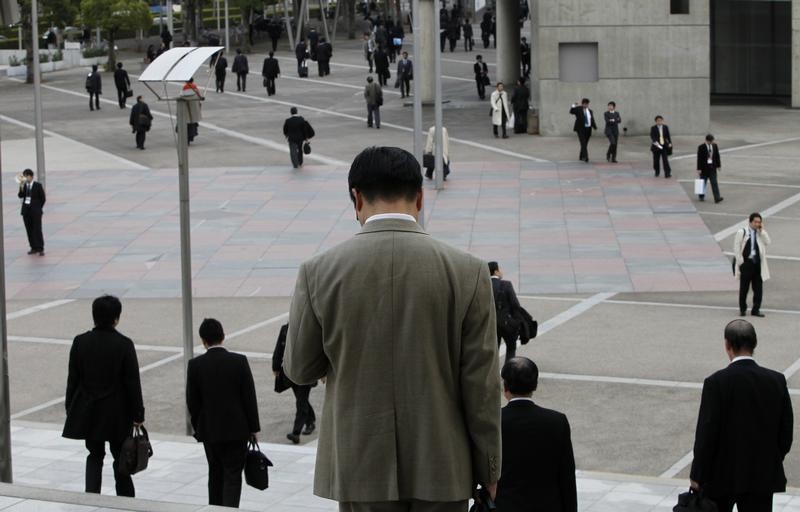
[
  {"x1": 506, "y1": 113, "x2": 515, "y2": 129},
  {"x1": 694, "y1": 178, "x2": 706, "y2": 195}
]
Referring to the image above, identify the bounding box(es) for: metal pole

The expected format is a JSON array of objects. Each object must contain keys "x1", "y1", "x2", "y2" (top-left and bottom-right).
[
  {"x1": 167, "y1": 0, "x2": 174, "y2": 42},
  {"x1": 284, "y1": 0, "x2": 295, "y2": 50},
  {"x1": 330, "y1": 0, "x2": 342, "y2": 49},
  {"x1": 412, "y1": 0, "x2": 423, "y2": 227},
  {"x1": 297, "y1": 0, "x2": 309, "y2": 44},
  {"x1": 31, "y1": 0, "x2": 46, "y2": 188},
  {"x1": 319, "y1": 0, "x2": 330, "y2": 42},
  {"x1": 224, "y1": 0, "x2": 230, "y2": 54},
  {"x1": 18, "y1": 26, "x2": 22, "y2": 51},
  {"x1": 216, "y1": 0, "x2": 221, "y2": 32},
  {"x1": 0, "y1": 124, "x2": 14, "y2": 484},
  {"x1": 176, "y1": 98, "x2": 195, "y2": 437},
  {"x1": 433, "y1": 0, "x2": 443, "y2": 191}
]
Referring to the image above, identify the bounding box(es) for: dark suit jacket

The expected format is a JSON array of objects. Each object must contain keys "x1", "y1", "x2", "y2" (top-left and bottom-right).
[
  {"x1": 186, "y1": 347, "x2": 260, "y2": 443},
  {"x1": 491, "y1": 277, "x2": 521, "y2": 338},
  {"x1": 283, "y1": 115, "x2": 315, "y2": 143},
  {"x1": 130, "y1": 102, "x2": 153, "y2": 131},
  {"x1": 696, "y1": 142, "x2": 721, "y2": 171},
  {"x1": 474, "y1": 61, "x2": 488, "y2": 78},
  {"x1": 232, "y1": 54, "x2": 249, "y2": 74},
  {"x1": 86, "y1": 71, "x2": 101, "y2": 93},
  {"x1": 603, "y1": 111, "x2": 621, "y2": 136},
  {"x1": 317, "y1": 42, "x2": 332, "y2": 62},
  {"x1": 374, "y1": 51, "x2": 389, "y2": 73},
  {"x1": 496, "y1": 400, "x2": 577, "y2": 512},
  {"x1": 18, "y1": 181, "x2": 45, "y2": 215},
  {"x1": 650, "y1": 124, "x2": 672, "y2": 152},
  {"x1": 262, "y1": 57, "x2": 280, "y2": 78},
  {"x1": 690, "y1": 359, "x2": 793, "y2": 498},
  {"x1": 569, "y1": 106, "x2": 596, "y2": 133},
  {"x1": 63, "y1": 327, "x2": 145, "y2": 441},
  {"x1": 397, "y1": 58, "x2": 413, "y2": 78},
  {"x1": 113, "y1": 68, "x2": 130, "y2": 90}
]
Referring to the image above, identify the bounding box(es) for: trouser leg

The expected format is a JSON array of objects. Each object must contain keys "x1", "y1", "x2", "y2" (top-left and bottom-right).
[
  {"x1": 289, "y1": 142, "x2": 301, "y2": 167},
  {"x1": 504, "y1": 335, "x2": 516, "y2": 362},
  {"x1": 367, "y1": 104, "x2": 374, "y2": 126},
  {"x1": 219, "y1": 441, "x2": 247, "y2": 508},
  {"x1": 751, "y1": 267, "x2": 763, "y2": 313},
  {"x1": 22, "y1": 213, "x2": 34, "y2": 250},
  {"x1": 203, "y1": 442, "x2": 224, "y2": 506},
  {"x1": 578, "y1": 130, "x2": 589, "y2": 160},
  {"x1": 652, "y1": 150, "x2": 661, "y2": 174},
  {"x1": 374, "y1": 105, "x2": 381, "y2": 128},
  {"x1": 109, "y1": 439, "x2": 134, "y2": 497},
  {"x1": 292, "y1": 385, "x2": 311, "y2": 435},
  {"x1": 117, "y1": 88, "x2": 125, "y2": 108},
  {"x1": 739, "y1": 261, "x2": 754, "y2": 313},
  {"x1": 662, "y1": 152, "x2": 671, "y2": 176},
  {"x1": 84, "y1": 440, "x2": 105, "y2": 494},
  {"x1": 501, "y1": 110, "x2": 507, "y2": 137},
  {"x1": 136, "y1": 130, "x2": 146, "y2": 148},
  {"x1": 493, "y1": 124, "x2": 498, "y2": 136},
  {"x1": 27, "y1": 212, "x2": 43, "y2": 252},
  {"x1": 476, "y1": 79, "x2": 484, "y2": 98},
  {"x1": 708, "y1": 169, "x2": 721, "y2": 200}
]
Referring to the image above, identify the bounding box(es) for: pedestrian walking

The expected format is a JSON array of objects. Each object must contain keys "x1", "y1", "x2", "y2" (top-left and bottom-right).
[
  {"x1": 447, "y1": 18, "x2": 460, "y2": 52},
  {"x1": 214, "y1": 52, "x2": 228, "y2": 93},
  {"x1": 363, "y1": 33, "x2": 375, "y2": 72},
  {"x1": 129, "y1": 96, "x2": 153, "y2": 150},
  {"x1": 423, "y1": 125, "x2": 450, "y2": 180},
  {"x1": 261, "y1": 51, "x2": 280, "y2": 96},
  {"x1": 85, "y1": 64, "x2": 102, "y2": 111},
  {"x1": 295, "y1": 40, "x2": 308, "y2": 76},
  {"x1": 187, "y1": 318, "x2": 260, "y2": 508},
  {"x1": 113, "y1": 62, "x2": 130, "y2": 109},
  {"x1": 733, "y1": 213, "x2": 770, "y2": 317},
  {"x1": 272, "y1": 324, "x2": 316, "y2": 444},
  {"x1": 316, "y1": 37, "x2": 332, "y2": 76},
  {"x1": 145, "y1": 44, "x2": 156, "y2": 63},
  {"x1": 232, "y1": 48, "x2": 249, "y2": 92},
  {"x1": 282, "y1": 107, "x2": 315, "y2": 169},
  {"x1": 375, "y1": 47, "x2": 390, "y2": 86},
  {"x1": 480, "y1": 12, "x2": 492, "y2": 48},
  {"x1": 463, "y1": 18, "x2": 474, "y2": 51},
  {"x1": 364, "y1": 76, "x2": 383, "y2": 129},
  {"x1": 604, "y1": 101, "x2": 621, "y2": 163},
  {"x1": 181, "y1": 78, "x2": 203, "y2": 144},
  {"x1": 267, "y1": 22, "x2": 282, "y2": 52},
  {"x1": 396, "y1": 51, "x2": 413, "y2": 98},
  {"x1": 696, "y1": 134, "x2": 723, "y2": 203},
  {"x1": 511, "y1": 78, "x2": 529, "y2": 134},
  {"x1": 650, "y1": 115, "x2": 672, "y2": 177},
  {"x1": 161, "y1": 27, "x2": 173, "y2": 49},
  {"x1": 308, "y1": 27, "x2": 320, "y2": 60},
  {"x1": 491, "y1": 82, "x2": 511, "y2": 138},
  {"x1": 62, "y1": 295, "x2": 145, "y2": 498},
  {"x1": 17, "y1": 168, "x2": 45, "y2": 256},
  {"x1": 489, "y1": 261, "x2": 521, "y2": 363},
  {"x1": 520, "y1": 37, "x2": 531, "y2": 77},
  {"x1": 569, "y1": 98, "x2": 596, "y2": 162},
  {"x1": 474, "y1": 54, "x2": 489, "y2": 99}
]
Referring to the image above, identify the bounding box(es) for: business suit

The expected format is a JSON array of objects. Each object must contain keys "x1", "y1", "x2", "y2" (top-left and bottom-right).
[
  {"x1": 603, "y1": 111, "x2": 621, "y2": 162},
  {"x1": 696, "y1": 142, "x2": 722, "y2": 202},
  {"x1": 496, "y1": 400, "x2": 577, "y2": 512},
  {"x1": 113, "y1": 68, "x2": 130, "y2": 109},
  {"x1": 650, "y1": 124, "x2": 672, "y2": 177},
  {"x1": 285, "y1": 218, "x2": 501, "y2": 509},
  {"x1": 364, "y1": 81, "x2": 383, "y2": 128},
  {"x1": 733, "y1": 227, "x2": 770, "y2": 315},
  {"x1": 273, "y1": 324, "x2": 316, "y2": 436},
  {"x1": 187, "y1": 347, "x2": 260, "y2": 508},
  {"x1": 214, "y1": 56, "x2": 228, "y2": 93},
  {"x1": 511, "y1": 85, "x2": 529, "y2": 134},
  {"x1": 282, "y1": 115, "x2": 315, "y2": 168},
  {"x1": 63, "y1": 327, "x2": 145, "y2": 497},
  {"x1": 491, "y1": 276, "x2": 521, "y2": 363},
  {"x1": 129, "y1": 101, "x2": 153, "y2": 150},
  {"x1": 691, "y1": 358, "x2": 793, "y2": 511},
  {"x1": 262, "y1": 57, "x2": 280, "y2": 96},
  {"x1": 18, "y1": 180, "x2": 45, "y2": 254},
  {"x1": 232, "y1": 53, "x2": 249, "y2": 91},
  {"x1": 569, "y1": 105, "x2": 596, "y2": 162},
  {"x1": 474, "y1": 61, "x2": 488, "y2": 99},
  {"x1": 397, "y1": 58, "x2": 413, "y2": 98}
]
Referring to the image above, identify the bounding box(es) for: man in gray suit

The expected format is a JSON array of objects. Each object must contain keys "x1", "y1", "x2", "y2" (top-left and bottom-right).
[{"x1": 285, "y1": 146, "x2": 502, "y2": 512}]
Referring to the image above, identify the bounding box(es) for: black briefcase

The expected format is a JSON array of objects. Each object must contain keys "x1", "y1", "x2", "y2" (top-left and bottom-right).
[
  {"x1": 125, "y1": 89, "x2": 134, "y2": 98},
  {"x1": 244, "y1": 440, "x2": 274, "y2": 490},
  {"x1": 673, "y1": 489, "x2": 717, "y2": 512},
  {"x1": 118, "y1": 426, "x2": 153, "y2": 477},
  {"x1": 303, "y1": 141, "x2": 312, "y2": 155},
  {"x1": 422, "y1": 153, "x2": 434, "y2": 169}
]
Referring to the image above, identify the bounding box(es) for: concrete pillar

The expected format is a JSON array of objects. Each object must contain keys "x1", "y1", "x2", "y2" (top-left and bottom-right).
[
  {"x1": 418, "y1": 0, "x2": 436, "y2": 102},
  {"x1": 496, "y1": 0, "x2": 520, "y2": 86},
  {"x1": 793, "y1": 0, "x2": 800, "y2": 107}
]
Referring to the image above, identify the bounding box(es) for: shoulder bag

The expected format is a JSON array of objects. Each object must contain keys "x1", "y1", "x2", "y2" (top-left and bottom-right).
[
  {"x1": 119, "y1": 425, "x2": 153, "y2": 476},
  {"x1": 244, "y1": 439, "x2": 274, "y2": 490}
]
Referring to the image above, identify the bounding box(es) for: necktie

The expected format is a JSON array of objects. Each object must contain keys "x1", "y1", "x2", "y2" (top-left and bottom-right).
[{"x1": 750, "y1": 230, "x2": 757, "y2": 260}]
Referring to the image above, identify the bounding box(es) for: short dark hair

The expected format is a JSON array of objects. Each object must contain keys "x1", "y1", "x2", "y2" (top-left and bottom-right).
[
  {"x1": 488, "y1": 261, "x2": 499, "y2": 275},
  {"x1": 501, "y1": 357, "x2": 539, "y2": 395},
  {"x1": 655, "y1": 115, "x2": 664, "y2": 121},
  {"x1": 705, "y1": 134, "x2": 714, "y2": 142},
  {"x1": 749, "y1": 212, "x2": 762, "y2": 223},
  {"x1": 367, "y1": 76, "x2": 373, "y2": 83},
  {"x1": 724, "y1": 319, "x2": 757, "y2": 353},
  {"x1": 269, "y1": 51, "x2": 274, "y2": 57},
  {"x1": 348, "y1": 147, "x2": 422, "y2": 204},
  {"x1": 476, "y1": 54, "x2": 483, "y2": 60},
  {"x1": 116, "y1": 62, "x2": 123, "y2": 68},
  {"x1": 236, "y1": 48, "x2": 241, "y2": 53},
  {"x1": 290, "y1": 106, "x2": 298, "y2": 115},
  {"x1": 608, "y1": 101, "x2": 616, "y2": 107},
  {"x1": 92, "y1": 64, "x2": 98, "y2": 71},
  {"x1": 136, "y1": 95, "x2": 143, "y2": 101},
  {"x1": 92, "y1": 295, "x2": 122, "y2": 328},
  {"x1": 199, "y1": 318, "x2": 225, "y2": 345},
  {"x1": 581, "y1": 98, "x2": 590, "y2": 104},
  {"x1": 22, "y1": 168, "x2": 33, "y2": 177}
]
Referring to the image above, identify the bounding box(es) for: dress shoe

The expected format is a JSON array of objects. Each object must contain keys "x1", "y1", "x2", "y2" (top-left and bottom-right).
[
  {"x1": 27, "y1": 250, "x2": 36, "y2": 255},
  {"x1": 699, "y1": 196, "x2": 705, "y2": 202},
  {"x1": 740, "y1": 311, "x2": 746, "y2": 317},
  {"x1": 751, "y1": 311, "x2": 765, "y2": 317},
  {"x1": 38, "y1": 251, "x2": 45, "y2": 256},
  {"x1": 654, "y1": 172, "x2": 660, "y2": 177},
  {"x1": 502, "y1": 135, "x2": 509, "y2": 139},
  {"x1": 302, "y1": 423, "x2": 315, "y2": 435},
  {"x1": 665, "y1": 174, "x2": 671, "y2": 178},
  {"x1": 286, "y1": 433, "x2": 300, "y2": 444},
  {"x1": 606, "y1": 154, "x2": 611, "y2": 162},
  {"x1": 611, "y1": 159, "x2": 618, "y2": 163},
  {"x1": 715, "y1": 197, "x2": 724, "y2": 203}
]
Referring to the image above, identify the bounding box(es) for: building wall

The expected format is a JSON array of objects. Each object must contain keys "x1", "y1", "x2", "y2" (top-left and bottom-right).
[{"x1": 531, "y1": 0, "x2": 710, "y2": 136}]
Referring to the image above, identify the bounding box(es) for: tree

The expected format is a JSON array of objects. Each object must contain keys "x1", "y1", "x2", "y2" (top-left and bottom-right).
[
  {"x1": 80, "y1": 0, "x2": 151, "y2": 70},
  {"x1": 17, "y1": 0, "x2": 81, "y2": 83}
]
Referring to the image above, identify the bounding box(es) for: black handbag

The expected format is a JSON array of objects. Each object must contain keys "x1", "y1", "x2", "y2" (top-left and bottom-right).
[
  {"x1": 303, "y1": 141, "x2": 311, "y2": 155},
  {"x1": 244, "y1": 440, "x2": 274, "y2": 490},
  {"x1": 275, "y1": 371, "x2": 292, "y2": 393},
  {"x1": 124, "y1": 89, "x2": 133, "y2": 98},
  {"x1": 482, "y1": 74, "x2": 490, "y2": 86},
  {"x1": 673, "y1": 488, "x2": 717, "y2": 512},
  {"x1": 118, "y1": 426, "x2": 153, "y2": 477},
  {"x1": 422, "y1": 153, "x2": 434, "y2": 169},
  {"x1": 666, "y1": 145, "x2": 674, "y2": 156}
]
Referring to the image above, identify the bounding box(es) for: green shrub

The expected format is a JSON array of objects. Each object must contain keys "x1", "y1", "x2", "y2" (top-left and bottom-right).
[
  {"x1": 52, "y1": 50, "x2": 64, "y2": 61},
  {"x1": 82, "y1": 47, "x2": 108, "y2": 58},
  {"x1": 39, "y1": 53, "x2": 50, "y2": 63},
  {"x1": 8, "y1": 55, "x2": 22, "y2": 66}
]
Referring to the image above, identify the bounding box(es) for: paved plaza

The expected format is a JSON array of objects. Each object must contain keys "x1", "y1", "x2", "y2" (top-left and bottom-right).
[{"x1": 0, "y1": 31, "x2": 799, "y2": 510}]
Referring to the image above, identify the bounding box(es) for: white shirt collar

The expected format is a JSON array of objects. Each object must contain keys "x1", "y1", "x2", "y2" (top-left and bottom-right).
[
  {"x1": 509, "y1": 397, "x2": 535, "y2": 403},
  {"x1": 365, "y1": 213, "x2": 417, "y2": 224},
  {"x1": 207, "y1": 345, "x2": 226, "y2": 350},
  {"x1": 490, "y1": 275, "x2": 500, "y2": 279},
  {"x1": 731, "y1": 355, "x2": 754, "y2": 364}
]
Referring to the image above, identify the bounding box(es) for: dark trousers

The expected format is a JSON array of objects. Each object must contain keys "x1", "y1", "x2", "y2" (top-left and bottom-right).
[
  {"x1": 400, "y1": 77, "x2": 410, "y2": 97},
  {"x1": 271, "y1": 37, "x2": 279, "y2": 52},
  {"x1": 318, "y1": 59, "x2": 330, "y2": 76},
  {"x1": 448, "y1": 38, "x2": 457, "y2": 52},
  {"x1": 367, "y1": 103, "x2": 381, "y2": 127},
  {"x1": 297, "y1": 58, "x2": 305, "y2": 75},
  {"x1": 493, "y1": 110, "x2": 507, "y2": 137},
  {"x1": 440, "y1": 32, "x2": 447, "y2": 52},
  {"x1": 481, "y1": 34, "x2": 490, "y2": 48},
  {"x1": 576, "y1": 128, "x2": 591, "y2": 160},
  {"x1": 513, "y1": 108, "x2": 527, "y2": 133},
  {"x1": 289, "y1": 140, "x2": 304, "y2": 168},
  {"x1": 366, "y1": 53, "x2": 373, "y2": 72},
  {"x1": 606, "y1": 131, "x2": 618, "y2": 161},
  {"x1": 521, "y1": 60, "x2": 530, "y2": 77},
  {"x1": 475, "y1": 77, "x2": 485, "y2": 99},
  {"x1": 712, "y1": 493, "x2": 773, "y2": 512},
  {"x1": 22, "y1": 211, "x2": 43, "y2": 252},
  {"x1": 188, "y1": 123, "x2": 198, "y2": 142},
  {"x1": 700, "y1": 165, "x2": 721, "y2": 201},
  {"x1": 116, "y1": 87, "x2": 127, "y2": 109},
  {"x1": 236, "y1": 72, "x2": 247, "y2": 91},
  {"x1": 739, "y1": 259, "x2": 763, "y2": 314},
  {"x1": 85, "y1": 439, "x2": 134, "y2": 497},
  {"x1": 464, "y1": 37, "x2": 473, "y2": 51},
  {"x1": 89, "y1": 91, "x2": 100, "y2": 110},
  {"x1": 378, "y1": 70, "x2": 387, "y2": 86},
  {"x1": 203, "y1": 440, "x2": 247, "y2": 508},
  {"x1": 135, "y1": 129, "x2": 146, "y2": 149},
  {"x1": 652, "y1": 148, "x2": 671, "y2": 176},
  {"x1": 497, "y1": 334, "x2": 516, "y2": 364},
  {"x1": 215, "y1": 72, "x2": 226, "y2": 92},
  {"x1": 264, "y1": 77, "x2": 276, "y2": 95},
  {"x1": 291, "y1": 385, "x2": 316, "y2": 435}
]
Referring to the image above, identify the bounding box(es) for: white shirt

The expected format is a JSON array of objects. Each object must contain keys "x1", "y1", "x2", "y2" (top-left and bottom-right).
[
  {"x1": 707, "y1": 144, "x2": 713, "y2": 164},
  {"x1": 508, "y1": 397, "x2": 535, "y2": 403},
  {"x1": 749, "y1": 229, "x2": 758, "y2": 259},
  {"x1": 365, "y1": 213, "x2": 417, "y2": 224},
  {"x1": 584, "y1": 108, "x2": 591, "y2": 127},
  {"x1": 730, "y1": 355, "x2": 754, "y2": 365}
]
